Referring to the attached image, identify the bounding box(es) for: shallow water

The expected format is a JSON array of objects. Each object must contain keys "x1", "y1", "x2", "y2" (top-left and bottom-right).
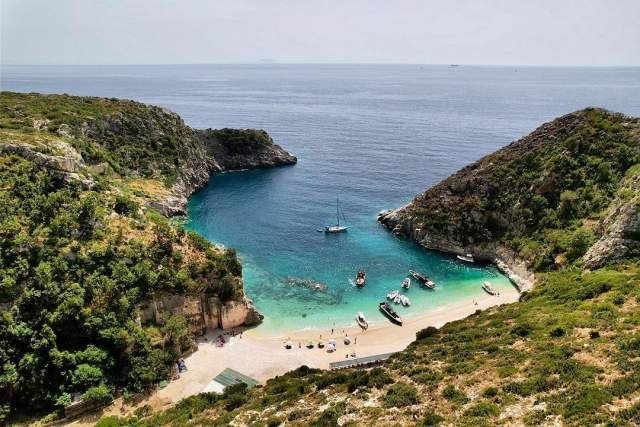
[{"x1": 4, "y1": 64, "x2": 640, "y2": 333}]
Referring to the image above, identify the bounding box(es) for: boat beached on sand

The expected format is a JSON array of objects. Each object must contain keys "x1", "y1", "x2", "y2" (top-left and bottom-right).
[
  {"x1": 356, "y1": 312, "x2": 369, "y2": 330},
  {"x1": 379, "y1": 302, "x2": 403, "y2": 325},
  {"x1": 409, "y1": 270, "x2": 436, "y2": 289},
  {"x1": 482, "y1": 281, "x2": 498, "y2": 295}
]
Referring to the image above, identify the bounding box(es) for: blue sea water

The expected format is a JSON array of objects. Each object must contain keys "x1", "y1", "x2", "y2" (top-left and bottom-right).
[{"x1": 3, "y1": 64, "x2": 640, "y2": 334}]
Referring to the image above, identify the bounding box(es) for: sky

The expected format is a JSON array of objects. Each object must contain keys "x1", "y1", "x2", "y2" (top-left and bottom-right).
[{"x1": 1, "y1": 0, "x2": 639, "y2": 66}]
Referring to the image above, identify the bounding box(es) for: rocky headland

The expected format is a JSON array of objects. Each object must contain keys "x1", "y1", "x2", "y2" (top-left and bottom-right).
[{"x1": 379, "y1": 108, "x2": 640, "y2": 292}]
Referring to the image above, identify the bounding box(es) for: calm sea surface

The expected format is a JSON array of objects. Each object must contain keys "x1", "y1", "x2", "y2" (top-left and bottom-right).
[{"x1": 3, "y1": 64, "x2": 640, "y2": 333}]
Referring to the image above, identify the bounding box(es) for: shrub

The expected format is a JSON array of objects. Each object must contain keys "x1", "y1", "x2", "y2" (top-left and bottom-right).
[
  {"x1": 384, "y1": 383, "x2": 420, "y2": 408},
  {"x1": 481, "y1": 386, "x2": 499, "y2": 398},
  {"x1": 82, "y1": 383, "x2": 113, "y2": 404},
  {"x1": 549, "y1": 327, "x2": 566, "y2": 337},
  {"x1": 442, "y1": 385, "x2": 468, "y2": 404},
  {"x1": 420, "y1": 411, "x2": 445, "y2": 426},
  {"x1": 416, "y1": 326, "x2": 439, "y2": 340},
  {"x1": 465, "y1": 402, "x2": 500, "y2": 417}
]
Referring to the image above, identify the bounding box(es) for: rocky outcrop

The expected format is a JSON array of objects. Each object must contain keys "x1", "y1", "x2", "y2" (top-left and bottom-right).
[
  {"x1": 583, "y1": 169, "x2": 640, "y2": 268},
  {"x1": 139, "y1": 291, "x2": 263, "y2": 333},
  {"x1": 197, "y1": 128, "x2": 297, "y2": 171},
  {"x1": 378, "y1": 209, "x2": 534, "y2": 291},
  {"x1": 152, "y1": 128, "x2": 296, "y2": 216}
]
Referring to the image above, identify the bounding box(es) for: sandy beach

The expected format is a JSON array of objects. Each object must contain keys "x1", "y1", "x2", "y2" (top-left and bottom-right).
[{"x1": 129, "y1": 285, "x2": 520, "y2": 413}]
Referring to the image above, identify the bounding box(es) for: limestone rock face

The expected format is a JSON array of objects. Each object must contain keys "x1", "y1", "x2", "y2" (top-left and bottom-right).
[
  {"x1": 584, "y1": 170, "x2": 640, "y2": 268},
  {"x1": 139, "y1": 292, "x2": 264, "y2": 333}
]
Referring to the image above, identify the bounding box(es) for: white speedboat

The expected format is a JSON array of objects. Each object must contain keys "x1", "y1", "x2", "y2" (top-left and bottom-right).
[
  {"x1": 401, "y1": 278, "x2": 411, "y2": 289},
  {"x1": 355, "y1": 312, "x2": 369, "y2": 330},
  {"x1": 387, "y1": 290, "x2": 400, "y2": 300},
  {"x1": 400, "y1": 295, "x2": 411, "y2": 306},
  {"x1": 482, "y1": 281, "x2": 498, "y2": 295},
  {"x1": 457, "y1": 253, "x2": 475, "y2": 263}
]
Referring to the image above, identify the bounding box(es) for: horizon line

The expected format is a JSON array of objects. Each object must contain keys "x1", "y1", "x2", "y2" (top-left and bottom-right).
[{"x1": 2, "y1": 62, "x2": 639, "y2": 68}]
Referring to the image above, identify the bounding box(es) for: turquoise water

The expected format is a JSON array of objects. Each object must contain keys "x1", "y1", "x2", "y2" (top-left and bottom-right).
[
  {"x1": 187, "y1": 170, "x2": 514, "y2": 333},
  {"x1": 4, "y1": 64, "x2": 640, "y2": 334}
]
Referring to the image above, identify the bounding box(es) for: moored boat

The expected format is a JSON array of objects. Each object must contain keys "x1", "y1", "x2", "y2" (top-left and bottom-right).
[
  {"x1": 387, "y1": 290, "x2": 400, "y2": 300},
  {"x1": 322, "y1": 198, "x2": 349, "y2": 233},
  {"x1": 482, "y1": 281, "x2": 498, "y2": 295},
  {"x1": 457, "y1": 253, "x2": 475, "y2": 263},
  {"x1": 401, "y1": 277, "x2": 411, "y2": 289},
  {"x1": 379, "y1": 302, "x2": 403, "y2": 325},
  {"x1": 410, "y1": 270, "x2": 436, "y2": 289},
  {"x1": 355, "y1": 270, "x2": 366, "y2": 287},
  {"x1": 355, "y1": 312, "x2": 369, "y2": 330}
]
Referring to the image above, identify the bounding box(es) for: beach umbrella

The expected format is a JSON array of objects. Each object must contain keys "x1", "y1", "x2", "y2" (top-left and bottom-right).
[
  {"x1": 285, "y1": 341, "x2": 293, "y2": 349},
  {"x1": 328, "y1": 339, "x2": 337, "y2": 346},
  {"x1": 344, "y1": 336, "x2": 351, "y2": 345}
]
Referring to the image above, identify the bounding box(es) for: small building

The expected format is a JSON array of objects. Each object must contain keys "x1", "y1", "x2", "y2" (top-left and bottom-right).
[{"x1": 203, "y1": 368, "x2": 259, "y2": 394}]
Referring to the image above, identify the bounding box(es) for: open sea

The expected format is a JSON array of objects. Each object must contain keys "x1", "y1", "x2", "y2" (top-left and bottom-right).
[{"x1": 3, "y1": 64, "x2": 640, "y2": 334}]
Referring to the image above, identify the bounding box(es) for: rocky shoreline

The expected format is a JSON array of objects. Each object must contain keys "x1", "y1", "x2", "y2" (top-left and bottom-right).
[
  {"x1": 152, "y1": 128, "x2": 297, "y2": 217},
  {"x1": 378, "y1": 209, "x2": 534, "y2": 292}
]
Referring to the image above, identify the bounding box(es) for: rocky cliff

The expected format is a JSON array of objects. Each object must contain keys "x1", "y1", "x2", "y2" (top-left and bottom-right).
[
  {"x1": 0, "y1": 92, "x2": 294, "y2": 416},
  {"x1": 157, "y1": 128, "x2": 297, "y2": 216},
  {"x1": 379, "y1": 108, "x2": 640, "y2": 289}
]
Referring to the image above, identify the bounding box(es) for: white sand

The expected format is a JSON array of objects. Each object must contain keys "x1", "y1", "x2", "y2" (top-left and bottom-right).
[{"x1": 138, "y1": 285, "x2": 520, "y2": 411}]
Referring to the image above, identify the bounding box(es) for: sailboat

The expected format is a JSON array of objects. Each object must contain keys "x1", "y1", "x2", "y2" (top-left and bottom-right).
[{"x1": 321, "y1": 198, "x2": 349, "y2": 233}]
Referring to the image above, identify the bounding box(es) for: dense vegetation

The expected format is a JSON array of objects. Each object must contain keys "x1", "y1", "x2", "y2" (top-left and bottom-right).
[
  {"x1": 97, "y1": 109, "x2": 640, "y2": 426},
  {"x1": 0, "y1": 91, "x2": 207, "y2": 184},
  {"x1": 0, "y1": 93, "x2": 245, "y2": 421}
]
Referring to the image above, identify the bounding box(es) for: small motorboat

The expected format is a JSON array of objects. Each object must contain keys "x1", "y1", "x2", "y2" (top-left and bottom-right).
[
  {"x1": 457, "y1": 253, "x2": 475, "y2": 263},
  {"x1": 410, "y1": 270, "x2": 436, "y2": 289},
  {"x1": 399, "y1": 295, "x2": 411, "y2": 306},
  {"x1": 387, "y1": 290, "x2": 400, "y2": 300},
  {"x1": 401, "y1": 278, "x2": 411, "y2": 289},
  {"x1": 482, "y1": 281, "x2": 498, "y2": 295},
  {"x1": 379, "y1": 302, "x2": 403, "y2": 326},
  {"x1": 356, "y1": 312, "x2": 369, "y2": 330},
  {"x1": 355, "y1": 270, "x2": 366, "y2": 287}
]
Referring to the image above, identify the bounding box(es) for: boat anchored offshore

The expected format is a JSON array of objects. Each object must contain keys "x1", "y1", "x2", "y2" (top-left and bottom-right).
[
  {"x1": 401, "y1": 277, "x2": 411, "y2": 289},
  {"x1": 387, "y1": 290, "x2": 400, "y2": 300},
  {"x1": 355, "y1": 270, "x2": 366, "y2": 287},
  {"x1": 355, "y1": 312, "x2": 368, "y2": 330},
  {"x1": 379, "y1": 302, "x2": 403, "y2": 325},
  {"x1": 457, "y1": 253, "x2": 475, "y2": 263},
  {"x1": 482, "y1": 281, "x2": 498, "y2": 295},
  {"x1": 409, "y1": 270, "x2": 436, "y2": 289},
  {"x1": 321, "y1": 198, "x2": 348, "y2": 233}
]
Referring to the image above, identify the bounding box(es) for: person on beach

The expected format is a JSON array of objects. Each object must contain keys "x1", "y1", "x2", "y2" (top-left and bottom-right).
[{"x1": 354, "y1": 337, "x2": 357, "y2": 344}]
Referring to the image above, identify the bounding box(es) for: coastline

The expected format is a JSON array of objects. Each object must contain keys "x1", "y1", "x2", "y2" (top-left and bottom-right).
[{"x1": 98, "y1": 285, "x2": 520, "y2": 417}]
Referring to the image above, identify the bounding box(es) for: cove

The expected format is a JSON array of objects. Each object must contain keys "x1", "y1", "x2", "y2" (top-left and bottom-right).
[{"x1": 186, "y1": 168, "x2": 514, "y2": 335}]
